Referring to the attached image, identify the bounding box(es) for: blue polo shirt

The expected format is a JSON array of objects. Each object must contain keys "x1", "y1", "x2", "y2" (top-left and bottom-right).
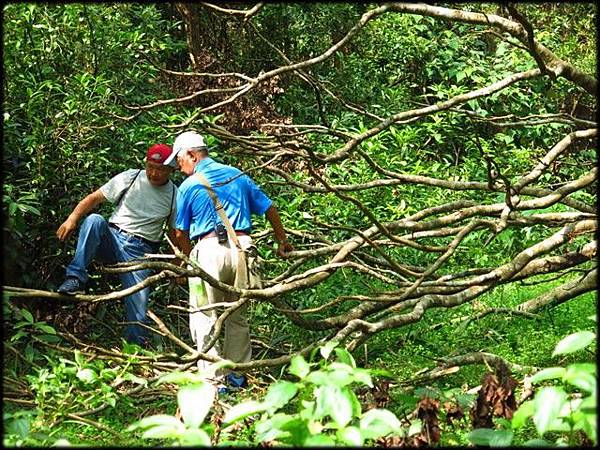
[{"x1": 175, "y1": 157, "x2": 273, "y2": 240}]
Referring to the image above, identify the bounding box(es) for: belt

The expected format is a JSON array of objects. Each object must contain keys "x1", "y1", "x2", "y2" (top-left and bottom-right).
[
  {"x1": 109, "y1": 223, "x2": 158, "y2": 247},
  {"x1": 199, "y1": 230, "x2": 249, "y2": 240}
]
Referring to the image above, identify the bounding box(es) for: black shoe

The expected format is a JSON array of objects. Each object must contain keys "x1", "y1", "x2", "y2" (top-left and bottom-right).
[{"x1": 57, "y1": 277, "x2": 85, "y2": 295}]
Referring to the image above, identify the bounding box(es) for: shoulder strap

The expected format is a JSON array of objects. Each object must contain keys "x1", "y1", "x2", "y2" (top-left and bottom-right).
[
  {"x1": 163, "y1": 181, "x2": 176, "y2": 231},
  {"x1": 195, "y1": 172, "x2": 243, "y2": 252},
  {"x1": 115, "y1": 169, "x2": 142, "y2": 207}
]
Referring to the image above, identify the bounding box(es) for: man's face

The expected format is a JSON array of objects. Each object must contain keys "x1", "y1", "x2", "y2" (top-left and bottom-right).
[
  {"x1": 176, "y1": 150, "x2": 197, "y2": 176},
  {"x1": 146, "y1": 161, "x2": 174, "y2": 186}
]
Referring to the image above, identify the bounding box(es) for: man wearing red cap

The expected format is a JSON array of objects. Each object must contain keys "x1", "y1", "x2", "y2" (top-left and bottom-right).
[{"x1": 56, "y1": 144, "x2": 177, "y2": 346}]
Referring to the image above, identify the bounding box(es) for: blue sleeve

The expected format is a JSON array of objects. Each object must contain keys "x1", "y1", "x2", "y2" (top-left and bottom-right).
[
  {"x1": 245, "y1": 175, "x2": 272, "y2": 216},
  {"x1": 175, "y1": 185, "x2": 191, "y2": 231}
]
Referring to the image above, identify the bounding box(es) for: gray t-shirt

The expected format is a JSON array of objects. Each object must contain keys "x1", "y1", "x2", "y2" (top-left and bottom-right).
[{"x1": 101, "y1": 169, "x2": 177, "y2": 243}]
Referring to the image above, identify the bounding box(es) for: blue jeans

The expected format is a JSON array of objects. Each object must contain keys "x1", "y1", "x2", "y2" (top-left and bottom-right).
[{"x1": 65, "y1": 213, "x2": 159, "y2": 345}]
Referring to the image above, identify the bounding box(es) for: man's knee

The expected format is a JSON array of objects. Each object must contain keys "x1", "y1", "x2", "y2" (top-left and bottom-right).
[{"x1": 82, "y1": 213, "x2": 107, "y2": 229}]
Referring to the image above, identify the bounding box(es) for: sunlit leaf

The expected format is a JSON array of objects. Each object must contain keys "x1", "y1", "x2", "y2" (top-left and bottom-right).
[
  {"x1": 337, "y1": 426, "x2": 363, "y2": 446},
  {"x1": 288, "y1": 355, "x2": 310, "y2": 379},
  {"x1": 178, "y1": 382, "x2": 215, "y2": 428},
  {"x1": 552, "y1": 331, "x2": 595, "y2": 356},
  {"x1": 533, "y1": 387, "x2": 567, "y2": 435},
  {"x1": 76, "y1": 368, "x2": 97, "y2": 384},
  {"x1": 529, "y1": 367, "x2": 566, "y2": 384},
  {"x1": 511, "y1": 400, "x2": 534, "y2": 429},
  {"x1": 264, "y1": 381, "x2": 298, "y2": 410},
  {"x1": 359, "y1": 409, "x2": 401, "y2": 440},
  {"x1": 223, "y1": 401, "x2": 267, "y2": 424}
]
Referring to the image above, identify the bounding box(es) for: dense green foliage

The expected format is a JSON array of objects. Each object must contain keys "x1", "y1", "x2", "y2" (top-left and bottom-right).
[{"x1": 2, "y1": 2, "x2": 596, "y2": 447}]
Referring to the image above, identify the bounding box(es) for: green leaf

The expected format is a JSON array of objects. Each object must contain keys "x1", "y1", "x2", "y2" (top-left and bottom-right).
[
  {"x1": 468, "y1": 428, "x2": 496, "y2": 445},
  {"x1": 359, "y1": 409, "x2": 401, "y2": 440},
  {"x1": 563, "y1": 364, "x2": 596, "y2": 394},
  {"x1": 264, "y1": 381, "x2": 299, "y2": 410},
  {"x1": 303, "y1": 434, "x2": 336, "y2": 446},
  {"x1": 489, "y1": 429, "x2": 514, "y2": 447},
  {"x1": 179, "y1": 428, "x2": 212, "y2": 446},
  {"x1": 334, "y1": 347, "x2": 356, "y2": 368},
  {"x1": 337, "y1": 426, "x2": 363, "y2": 446},
  {"x1": 408, "y1": 419, "x2": 422, "y2": 436},
  {"x1": 34, "y1": 323, "x2": 56, "y2": 334},
  {"x1": 21, "y1": 308, "x2": 34, "y2": 324},
  {"x1": 142, "y1": 425, "x2": 182, "y2": 440},
  {"x1": 533, "y1": 387, "x2": 567, "y2": 436},
  {"x1": 289, "y1": 355, "x2": 310, "y2": 379},
  {"x1": 306, "y1": 370, "x2": 330, "y2": 386},
  {"x1": 313, "y1": 385, "x2": 353, "y2": 426},
  {"x1": 255, "y1": 413, "x2": 295, "y2": 442},
  {"x1": 178, "y1": 382, "x2": 215, "y2": 428},
  {"x1": 127, "y1": 414, "x2": 185, "y2": 432},
  {"x1": 552, "y1": 331, "x2": 595, "y2": 356},
  {"x1": 223, "y1": 400, "x2": 267, "y2": 424},
  {"x1": 511, "y1": 400, "x2": 534, "y2": 429},
  {"x1": 76, "y1": 368, "x2": 97, "y2": 384},
  {"x1": 529, "y1": 367, "x2": 566, "y2": 384},
  {"x1": 523, "y1": 438, "x2": 553, "y2": 447},
  {"x1": 319, "y1": 341, "x2": 337, "y2": 360}
]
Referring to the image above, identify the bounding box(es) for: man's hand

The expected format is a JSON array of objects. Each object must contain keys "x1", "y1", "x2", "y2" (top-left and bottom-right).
[
  {"x1": 56, "y1": 217, "x2": 78, "y2": 242},
  {"x1": 277, "y1": 241, "x2": 294, "y2": 258},
  {"x1": 57, "y1": 190, "x2": 106, "y2": 242}
]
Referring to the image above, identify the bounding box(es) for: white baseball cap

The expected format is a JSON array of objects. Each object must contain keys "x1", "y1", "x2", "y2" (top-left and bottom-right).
[{"x1": 164, "y1": 131, "x2": 207, "y2": 167}]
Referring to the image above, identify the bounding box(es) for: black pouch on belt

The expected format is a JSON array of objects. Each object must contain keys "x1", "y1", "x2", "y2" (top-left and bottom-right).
[{"x1": 215, "y1": 223, "x2": 228, "y2": 243}]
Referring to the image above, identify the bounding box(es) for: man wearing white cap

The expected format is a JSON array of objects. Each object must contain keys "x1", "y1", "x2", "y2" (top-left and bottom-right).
[{"x1": 165, "y1": 131, "x2": 293, "y2": 390}]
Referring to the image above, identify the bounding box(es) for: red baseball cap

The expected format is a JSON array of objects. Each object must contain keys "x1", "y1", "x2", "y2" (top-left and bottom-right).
[{"x1": 146, "y1": 144, "x2": 173, "y2": 165}]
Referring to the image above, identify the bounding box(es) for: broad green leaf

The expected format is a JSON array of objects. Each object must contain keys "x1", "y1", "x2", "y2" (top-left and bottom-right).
[
  {"x1": 289, "y1": 355, "x2": 310, "y2": 379},
  {"x1": 303, "y1": 433, "x2": 336, "y2": 446},
  {"x1": 178, "y1": 382, "x2": 215, "y2": 428},
  {"x1": 179, "y1": 428, "x2": 212, "y2": 446},
  {"x1": 407, "y1": 419, "x2": 422, "y2": 436},
  {"x1": 529, "y1": 367, "x2": 566, "y2": 384},
  {"x1": 141, "y1": 425, "x2": 182, "y2": 440},
  {"x1": 563, "y1": 364, "x2": 596, "y2": 394},
  {"x1": 255, "y1": 414, "x2": 295, "y2": 442},
  {"x1": 580, "y1": 395, "x2": 596, "y2": 411},
  {"x1": 468, "y1": 428, "x2": 496, "y2": 445},
  {"x1": 523, "y1": 438, "x2": 553, "y2": 447},
  {"x1": 511, "y1": 400, "x2": 534, "y2": 429},
  {"x1": 533, "y1": 387, "x2": 567, "y2": 435},
  {"x1": 128, "y1": 414, "x2": 185, "y2": 432},
  {"x1": 306, "y1": 370, "x2": 330, "y2": 386},
  {"x1": 34, "y1": 323, "x2": 56, "y2": 334},
  {"x1": 319, "y1": 341, "x2": 337, "y2": 360},
  {"x1": 223, "y1": 400, "x2": 267, "y2": 424},
  {"x1": 314, "y1": 385, "x2": 353, "y2": 427},
  {"x1": 359, "y1": 409, "x2": 401, "y2": 440},
  {"x1": 552, "y1": 331, "x2": 595, "y2": 356},
  {"x1": 264, "y1": 381, "x2": 298, "y2": 410},
  {"x1": 20, "y1": 308, "x2": 34, "y2": 324},
  {"x1": 489, "y1": 429, "x2": 514, "y2": 447},
  {"x1": 334, "y1": 347, "x2": 356, "y2": 368},
  {"x1": 337, "y1": 426, "x2": 363, "y2": 446},
  {"x1": 76, "y1": 368, "x2": 97, "y2": 384}
]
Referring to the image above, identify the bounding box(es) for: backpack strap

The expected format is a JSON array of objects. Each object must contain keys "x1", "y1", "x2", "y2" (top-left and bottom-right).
[
  {"x1": 194, "y1": 172, "x2": 248, "y2": 288},
  {"x1": 115, "y1": 169, "x2": 142, "y2": 207}
]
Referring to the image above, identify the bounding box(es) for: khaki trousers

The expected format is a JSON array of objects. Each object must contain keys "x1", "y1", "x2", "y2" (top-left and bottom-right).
[{"x1": 189, "y1": 235, "x2": 254, "y2": 374}]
